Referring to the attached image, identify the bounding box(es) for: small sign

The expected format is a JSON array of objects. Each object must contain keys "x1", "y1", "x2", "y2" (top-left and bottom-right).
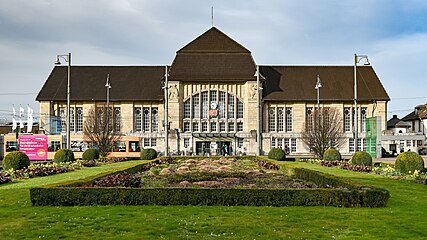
[{"x1": 209, "y1": 109, "x2": 218, "y2": 117}]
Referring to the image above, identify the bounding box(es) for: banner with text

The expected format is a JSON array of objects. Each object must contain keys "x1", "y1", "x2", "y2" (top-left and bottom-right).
[{"x1": 18, "y1": 136, "x2": 48, "y2": 160}]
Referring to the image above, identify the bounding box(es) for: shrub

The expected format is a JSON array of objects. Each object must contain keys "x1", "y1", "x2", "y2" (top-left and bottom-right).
[
  {"x1": 0, "y1": 171, "x2": 12, "y2": 184},
  {"x1": 93, "y1": 173, "x2": 142, "y2": 188},
  {"x1": 268, "y1": 148, "x2": 286, "y2": 161},
  {"x1": 323, "y1": 149, "x2": 341, "y2": 161},
  {"x1": 351, "y1": 151, "x2": 372, "y2": 166},
  {"x1": 82, "y1": 148, "x2": 99, "y2": 161},
  {"x1": 141, "y1": 148, "x2": 157, "y2": 160},
  {"x1": 2, "y1": 151, "x2": 30, "y2": 171},
  {"x1": 54, "y1": 149, "x2": 75, "y2": 163},
  {"x1": 395, "y1": 151, "x2": 424, "y2": 175}
]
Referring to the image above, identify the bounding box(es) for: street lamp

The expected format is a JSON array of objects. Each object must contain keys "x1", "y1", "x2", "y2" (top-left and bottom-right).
[
  {"x1": 163, "y1": 65, "x2": 169, "y2": 156},
  {"x1": 255, "y1": 65, "x2": 263, "y2": 156},
  {"x1": 315, "y1": 74, "x2": 322, "y2": 110},
  {"x1": 55, "y1": 53, "x2": 71, "y2": 149},
  {"x1": 105, "y1": 74, "x2": 111, "y2": 131},
  {"x1": 354, "y1": 53, "x2": 370, "y2": 152}
]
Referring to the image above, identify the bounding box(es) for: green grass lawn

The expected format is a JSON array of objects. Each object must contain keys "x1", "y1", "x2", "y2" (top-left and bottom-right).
[{"x1": 0, "y1": 160, "x2": 426, "y2": 239}]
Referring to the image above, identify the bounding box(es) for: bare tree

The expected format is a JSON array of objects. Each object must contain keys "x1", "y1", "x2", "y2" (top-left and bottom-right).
[
  {"x1": 300, "y1": 108, "x2": 346, "y2": 158},
  {"x1": 83, "y1": 106, "x2": 121, "y2": 158}
]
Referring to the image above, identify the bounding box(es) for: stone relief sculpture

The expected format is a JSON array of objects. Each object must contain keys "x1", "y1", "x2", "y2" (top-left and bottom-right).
[
  {"x1": 249, "y1": 83, "x2": 257, "y2": 99},
  {"x1": 169, "y1": 84, "x2": 179, "y2": 99}
]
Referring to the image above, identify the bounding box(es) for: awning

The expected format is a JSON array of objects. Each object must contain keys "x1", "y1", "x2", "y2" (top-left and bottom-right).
[{"x1": 192, "y1": 132, "x2": 236, "y2": 141}]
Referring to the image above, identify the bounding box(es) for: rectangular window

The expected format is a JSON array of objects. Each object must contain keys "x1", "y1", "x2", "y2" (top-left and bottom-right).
[
  {"x1": 59, "y1": 107, "x2": 66, "y2": 132},
  {"x1": 277, "y1": 107, "x2": 284, "y2": 132},
  {"x1": 184, "y1": 100, "x2": 190, "y2": 119},
  {"x1": 192, "y1": 122, "x2": 199, "y2": 132},
  {"x1": 306, "y1": 107, "x2": 313, "y2": 131},
  {"x1": 183, "y1": 122, "x2": 190, "y2": 132},
  {"x1": 237, "y1": 138, "x2": 243, "y2": 148},
  {"x1": 291, "y1": 138, "x2": 297, "y2": 153},
  {"x1": 192, "y1": 94, "x2": 200, "y2": 118},
  {"x1": 237, "y1": 100, "x2": 243, "y2": 119},
  {"x1": 227, "y1": 94, "x2": 235, "y2": 119},
  {"x1": 271, "y1": 138, "x2": 276, "y2": 148},
  {"x1": 349, "y1": 139, "x2": 354, "y2": 152},
  {"x1": 202, "y1": 92, "x2": 208, "y2": 119},
  {"x1": 143, "y1": 138, "x2": 150, "y2": 147},
  {"x1": 237, "y1": 122, "x2": 243, "y2": 132},
  {"x1": 151, "y1": 138, "x2": 157, "y2": 147},
  {"x1": 48, "y1": 141, "x2": 61, "y2": 152},
  {"x1": 268, "y1": 107, "x2": 276, "y2": 132},
  {"x1": 70, "y1": 107, "x2": 75, "y2": 132},
  {"x1": 407, "y1": 140, "x2": 411, "y2": 147},
  {"x1": 143, "y1": 107, "x2": 150, "y2": 132},
  {"x1": 285, "y1": 107, "x2": 292, "y2": 132},
  {"x1": 210, "y1": 91, "x2": 217, "y2": 104},
  {"x1": 6, "y1": 141, "x2": 18, "y2": 152},
  {"x1": 210, "y1": 121, "x2": 217, "y2": 132},
  {"x1": 228, "y1": 122, "x2": 235, "y2": 132},
  {"x1": 361, "y1": 107, "x2": 367, "y2": 132},
  {"x1": 344, "y1": 107, "x2": 351, "y2": 132},
  {"x1": 202, "y1": 122, "x2": 208, "y2": 132},
  {"x1": 183, "y1": 138, "x2": 190, "y2": 148},
  {"x1": 114, "y1": 107, "x2": 121, "y2": 132},
  {"x1": 76, "y1": 107, "x2": 83, "y2": 132},
  {"x1": 151, "y1": 108, "x2": 158, "y2": 132},
  {"x1": 220, "y1": 122, "x2": 226, "y2": 132},
  {"x1": 134, "y1": 107, "x2": 142, "y2": 132},
  {"x1": 219, "y1": 92, "x2": 226, "y2": 119}
]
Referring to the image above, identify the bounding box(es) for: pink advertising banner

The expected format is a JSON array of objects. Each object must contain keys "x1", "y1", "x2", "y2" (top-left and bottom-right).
[{"x1": 18, "y1": 136, "x2": 48, "y2": 160}]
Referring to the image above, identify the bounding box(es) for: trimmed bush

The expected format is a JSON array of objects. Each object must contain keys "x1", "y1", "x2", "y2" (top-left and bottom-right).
[
  {"x1": 82, "y1": 148, "x2": 99, "y2": 161},
  {"x1": 54, "y1": 149, "x2": 75, "y2": 163},
  {"x1": 351, "y1": 151, "x2": 372, "y2": 166},
  {"x1": 268, "y1": 148, "x2": 286, "y2": 161},
  {"x1": 140, "y1": 148, "x2": 157, "y2": 160},
  {"x1": 2, "y1": 151, "x2": 30, "y2": 171},
  {"x1": 395, "y1": 151, "x2": 424, "y2": 175},
  {"x1": 323, "y1": 149, "x2": 341, "y2": 161}
]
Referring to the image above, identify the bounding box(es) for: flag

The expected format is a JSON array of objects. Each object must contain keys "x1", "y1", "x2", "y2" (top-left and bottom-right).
[
  {"x1": 19, "y1": 105, "x2": 24, "y2": 129},
  {"x1": 27, "y1": 106, "x2": 34, "y2": 133},
  {"x1": 12, "y1": 105, "x2": 17, "y2": 131}
]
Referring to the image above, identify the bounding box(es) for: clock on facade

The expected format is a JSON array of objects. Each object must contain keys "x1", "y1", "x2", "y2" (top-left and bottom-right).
[{"x1": 210, "y1": 101, "x2": 218, "y2": 110}]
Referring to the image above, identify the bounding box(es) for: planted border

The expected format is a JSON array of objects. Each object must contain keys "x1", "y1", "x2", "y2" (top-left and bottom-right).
[{"x1": 30, "y1": 157, "x2": 389, "y2": 207}]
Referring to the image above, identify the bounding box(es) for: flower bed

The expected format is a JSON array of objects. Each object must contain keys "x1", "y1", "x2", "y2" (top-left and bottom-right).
[{"x1": 30, "y1": 157, "x2": 390, "y2": 207}]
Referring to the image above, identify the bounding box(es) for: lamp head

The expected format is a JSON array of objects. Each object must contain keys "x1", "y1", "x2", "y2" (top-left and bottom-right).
[
  {"x1": 54, "y1": 57, "x2": 61, "y2": 65},
  {"x1": 364, "y1": 58, "x2": 370, "y2": 65}
]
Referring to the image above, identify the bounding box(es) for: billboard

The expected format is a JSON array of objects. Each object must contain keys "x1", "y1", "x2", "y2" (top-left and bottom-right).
[{"x1": 18, "y1": 135, "x2": 48, "y2": 160}]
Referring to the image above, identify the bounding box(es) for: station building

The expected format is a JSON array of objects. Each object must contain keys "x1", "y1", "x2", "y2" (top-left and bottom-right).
[{"x1": 36, "y1": 27, "x2": 390, "y2": 157}]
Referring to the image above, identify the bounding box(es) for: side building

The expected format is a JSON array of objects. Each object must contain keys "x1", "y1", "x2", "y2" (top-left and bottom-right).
[{"x1": 36, "y1": 27, "x2": 390, "y2": 157}]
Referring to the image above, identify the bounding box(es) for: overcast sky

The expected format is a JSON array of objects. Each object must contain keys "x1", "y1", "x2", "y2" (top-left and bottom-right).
[{"x1": 1, "y1": 0, "x2": 427, "y2": 123}]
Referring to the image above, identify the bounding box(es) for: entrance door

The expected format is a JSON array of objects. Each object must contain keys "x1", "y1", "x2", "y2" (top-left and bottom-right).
[
  {"x1": 196, "y1": 142, "x2": 210, "y2": 156},
  {"x1": 217, "y1": 141, "x2": 231, "y2": 156}
]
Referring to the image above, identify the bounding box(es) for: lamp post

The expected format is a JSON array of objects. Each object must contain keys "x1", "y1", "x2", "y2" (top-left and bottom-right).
[
  {"x1": 354, "y1": 53, "x2": 370, "y2": 152},
  {"x1": 256, "y1": 65, "x2": 262, "y2": 156},
  {"x1": 55, "y1": 53, "x2": 71, "y2": 149},
  {"x1": 164, "y1": 65, "x2": 169, "y2": 156},
  {"x1": 315, "y1": 74, "x2": 322, "y2": 110},
  {"x1": 105, "y1": 74, "x2": 111, "y2": 131}
]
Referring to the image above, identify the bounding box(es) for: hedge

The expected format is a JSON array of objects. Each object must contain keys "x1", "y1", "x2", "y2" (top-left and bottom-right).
[{"x1": 30, "y1": 157, "x2": 389, "y2": 208}]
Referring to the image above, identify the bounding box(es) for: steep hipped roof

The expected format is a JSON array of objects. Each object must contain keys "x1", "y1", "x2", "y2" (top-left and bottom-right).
[
  {"x1": 260, "y1": 66, "x2": 390, "y2": 102},
  {"x1": 168, "y1": 27, "x2": 257, "y2": 81},
  {"x1": 36, "y1": 66, "x2": 164, "y2": 102},
  {"x1": 387, "y1": 115, "x2": 401, "y2": 128}
]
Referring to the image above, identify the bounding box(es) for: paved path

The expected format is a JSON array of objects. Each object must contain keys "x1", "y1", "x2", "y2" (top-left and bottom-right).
[{"x1": 374, "y1": 155, "x2": 427, "y2": 165}]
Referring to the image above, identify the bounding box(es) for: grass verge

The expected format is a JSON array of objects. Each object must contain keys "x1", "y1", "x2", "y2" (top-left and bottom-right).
[{"x1": 0, "y1": 160, "x2": 425, "y2": 239}]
